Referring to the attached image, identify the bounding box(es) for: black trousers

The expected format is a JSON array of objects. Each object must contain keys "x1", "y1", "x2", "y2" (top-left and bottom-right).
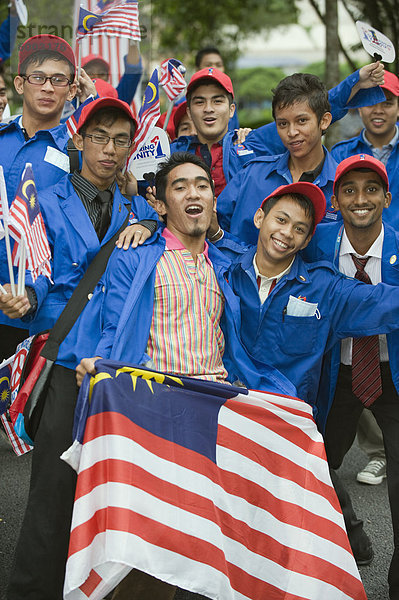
[
  {"x1": 325, "y1": 363, "x2": 399, "y2": 600},
  {"x1": 8, "y1": 365, "x2": 79, "y2": 600}
]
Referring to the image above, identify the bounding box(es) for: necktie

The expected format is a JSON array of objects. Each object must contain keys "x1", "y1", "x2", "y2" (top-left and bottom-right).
[
  {"x1": 351, "y1": 254, "x2": 382, "y2": 407},
  {"x1": 96, "y1": 189, "x2": 112, "y2": 242}
]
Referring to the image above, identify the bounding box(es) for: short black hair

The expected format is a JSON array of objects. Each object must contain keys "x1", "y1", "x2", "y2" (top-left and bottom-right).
[
  {"x1": 20, "y1": 50, "x2": 75, "y2": 81},
  {"x1": 262, "y1": 193, "x2": 315, "y2": 235},
  {"x1": 195, "y1": 46, "x2": 223, "y2": 69},
  {"x1": 80, "y1": 106, "x2": 136, "y2": 140},
  {"x1": 272, "y1": 73, "x2": 331, "y2": 126},
  {"x1": 186, "y1": 79, "x2": 233, "y2": 107},
  {"x1": 155, "y1": 152, "x2": 214, "y2": 205},
  {"x1": 335, "y1": 167, "x2": 388, "y2": 196}
]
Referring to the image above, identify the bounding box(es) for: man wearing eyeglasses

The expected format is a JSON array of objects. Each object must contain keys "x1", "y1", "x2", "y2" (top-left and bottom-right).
[
  {"x1": 0, "y1": 34, "x2": 96, "y2": 360},
  {"x1": 5, "y1": 97, "x2": 157, "y2": 600}
]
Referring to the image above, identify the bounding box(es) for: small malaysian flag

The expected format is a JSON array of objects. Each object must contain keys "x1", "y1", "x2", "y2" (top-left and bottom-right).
[
  {"x1": 8, "y1": 164, "x2": 51, "y2": 282},
  {"x1": 130, "y1": 68, "x2": 160, "y2": 155},
  {"x1": 77, "y1": 0, "x2": 141, "y2": 42},
  {"x1": 159, "y1": 59, "x2": 186, "y2": 102}
]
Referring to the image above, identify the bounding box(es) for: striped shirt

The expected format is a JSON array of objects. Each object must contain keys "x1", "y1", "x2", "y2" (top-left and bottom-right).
[{"x1": 146, "y1": 228, "x2": 227, "y2": 382}]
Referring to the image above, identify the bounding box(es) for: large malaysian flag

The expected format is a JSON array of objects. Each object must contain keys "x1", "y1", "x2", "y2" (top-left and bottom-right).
[{"x1": 62, "y1": 360, "x2": 366, "y2": 600}]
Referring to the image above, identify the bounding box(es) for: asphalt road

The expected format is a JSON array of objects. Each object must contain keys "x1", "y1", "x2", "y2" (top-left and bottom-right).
[{"x1": 0, "y1": 432, "x2": 392, "y2": 600}]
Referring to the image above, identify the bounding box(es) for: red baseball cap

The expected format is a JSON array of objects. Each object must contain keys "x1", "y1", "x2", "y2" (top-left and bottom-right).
[
  {"x1": 82, "y1": 54, "x2": 110, "y2": 73},
  {"x1": 187, "y1": 68, "x2": 234, "y2": 98},
  {"x1": 333, "y1": 154, "x2": 389, "y2": 194},
  {"x1": 76, "y1": 97, "x2": 138, "y2": 135},
  {"x1": 381, "y1": 70, "x2": 399, "y2": 96},
  {"x1": 173, "y1": 101, "x2": 188, "y2": 130},
  {"x1": 18, "y1": 35, "x2": 76, "y2": 75},
  {"x1": 260, "y1": 182, "x2": 326, "y2": 233},
  {"x1": 93, "y1": 78, "x2": 118, "y2": 99}
]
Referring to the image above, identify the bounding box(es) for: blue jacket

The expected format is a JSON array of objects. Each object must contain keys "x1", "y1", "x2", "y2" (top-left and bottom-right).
[
  {"x1": 170, "y1": 129, "x2": 256, "y2": 185},
  {"x1": 0, "y1": 117, "x2": 72, "y2": 329},
  {"x1": 23, "y1": 175, "x2": 156, "y2": 369},
  {"x1": 331, "y1": 131, "x2": 399, "y2": 229},
  {"x1": 221, "y1": 243, "x2": 399, "y2": 430},
  {"x1": 244, "y1": 70, "x2": 385, "y2": 157},
  {"x1": 217, "y1": 149, "x2": 340, "y2": 245},
  {"x1": 303, "y1": 221, "x2": 399, "y2": 430},
  {"x1": 86, "y1": 231, "x2": 297, "y2": 396}
]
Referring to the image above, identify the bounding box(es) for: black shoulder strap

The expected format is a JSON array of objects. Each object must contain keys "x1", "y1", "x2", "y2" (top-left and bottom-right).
[
  {"x1": 41, "y1": 212, "x2": 129, "y2": 361},
  {"x1": 67, "y1": 138, "x2": 80, "y2": 173}
]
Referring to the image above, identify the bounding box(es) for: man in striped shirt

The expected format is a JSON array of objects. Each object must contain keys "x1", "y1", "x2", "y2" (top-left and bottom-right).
[{"x1": 76, "y1": 151, "x2": 295, "y2": 599}]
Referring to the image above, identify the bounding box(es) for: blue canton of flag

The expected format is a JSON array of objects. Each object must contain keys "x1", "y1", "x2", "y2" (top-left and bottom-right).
[
  {"x1": 0, "y1": 361, "x2": 12, "y2": 416},
  {"x1": 77, "y1": 7, "x2": 102, "y2": 34}
]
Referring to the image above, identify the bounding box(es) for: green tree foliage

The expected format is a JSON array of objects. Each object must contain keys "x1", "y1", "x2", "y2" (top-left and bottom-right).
[
  {"x1": 234, "y1": 66, "x2": 286, "y2": 106},
  {"x1": 151, "y1": 0, "x2": 298, "y2": 67}
]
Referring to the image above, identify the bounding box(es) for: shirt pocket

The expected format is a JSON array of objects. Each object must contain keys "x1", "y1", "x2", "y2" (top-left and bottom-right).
[{"x1": 278, "y1": 314, "x2": 320, "y2": 356}]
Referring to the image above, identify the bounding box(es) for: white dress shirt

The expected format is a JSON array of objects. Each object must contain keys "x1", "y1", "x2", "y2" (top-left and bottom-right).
[{"x1": 339, "y1": 226, "x2": 388, "y2": 364}]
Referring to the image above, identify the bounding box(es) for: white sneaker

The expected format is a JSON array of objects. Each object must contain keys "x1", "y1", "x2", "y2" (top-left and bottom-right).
[{"x1": 356, "y1": 458, "x2": 387, "y2": 485}]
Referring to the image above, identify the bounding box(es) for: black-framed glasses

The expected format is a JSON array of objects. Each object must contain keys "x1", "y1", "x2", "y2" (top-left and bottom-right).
[
  {"x1": 84, "y1": 133, "x2": 132, "y2": 148},
  {"x1": 22, "y1": 74, "x2": 72, "y2": 87}
]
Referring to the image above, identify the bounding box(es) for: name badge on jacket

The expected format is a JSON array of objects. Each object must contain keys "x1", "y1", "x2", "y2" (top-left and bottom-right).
[{"x1": 44, "y1": 146, "x2": 70, "y2": 173}]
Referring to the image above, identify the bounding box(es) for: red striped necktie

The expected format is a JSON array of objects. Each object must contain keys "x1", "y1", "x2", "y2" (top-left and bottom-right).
[{"x1": 351, "y1": 254, "x2": 382, "y2": 407}]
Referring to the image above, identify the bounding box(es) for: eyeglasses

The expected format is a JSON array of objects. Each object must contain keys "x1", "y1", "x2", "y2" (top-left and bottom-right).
[
  {"x1": 22, "y1": 74, "x2": 72, "y2": 87},
  {"x1": 84, "y1": 133, "x2": 132, "y2": 148}
]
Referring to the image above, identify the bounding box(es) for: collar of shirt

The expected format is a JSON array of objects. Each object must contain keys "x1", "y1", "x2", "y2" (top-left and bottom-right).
[
  {"x1": 362, "y1": 125, "x2": 399, "y2": 153},
  {"x1": 253, "y1": 253, "x2": 295, "y2": 282},
  {"x1": 162, "y1": 227, "x2": 211, "y2": 265},
  {"x1": 299, "y1": 156, "x2": 325, "y2": 183},
  {"x1": 15, "y1": 115, "x2": 69, "y2": 149},
  {"x1": 340, "y1": 225, "x2": 384, "y2": 262},
  {"x1": 71, "y1": 170, "x2": 116, "y2": 203}
]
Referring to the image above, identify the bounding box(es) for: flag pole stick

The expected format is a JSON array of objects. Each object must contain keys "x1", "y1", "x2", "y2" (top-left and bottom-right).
[
  {"x1": 0, "y1": 283, "x2": 6, "y2": 295},
  {"x1": 17, "y1": 235, "x2": 26, "y2": 296},
  {"x1": 76, "y1": 39, "x2": 82, "y2": 108},
  {"x1": 162, "y1": 99, "x2": 174, "y2": 131},
  {"x1": 0, "y1": 166, "x2": 16, "y2": 297}
]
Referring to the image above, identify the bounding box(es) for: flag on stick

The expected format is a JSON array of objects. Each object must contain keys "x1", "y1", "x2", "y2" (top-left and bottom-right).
[
  {"x1": 77, "y1": 0, "x2": 140, "y2": 42},
  {"x1": 62, "y1": 360, "x2": 366, "y2": 600},
  {"x1": 8, "y1": 164, "x2": 52, "y2": 283},
  {"x1": 130, "y1": 69, "x2": 160, "y2": 156},
  {"x1": 0, "y1": 356, "x2": 13, "y2": 416},
  {"x1": 159, "y1": 59, "x2": 186, "y2": 102}
]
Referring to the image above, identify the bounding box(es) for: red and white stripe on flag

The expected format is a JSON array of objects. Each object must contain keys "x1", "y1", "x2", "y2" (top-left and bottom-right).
[
  {"x1": 159, "y1": 59, "x2": 186, "y2": 102},
  {"x1": 63, "y1": 389, "x2": 366, "y2": 600},
  {"x1": 74, "y1": 0, "x2": 130, "y2": 89},
  {"x1": 77, "y1": 1, "x2": 140, "y2": 42},
  {"x1": 0, "y1": 414, "x2": 32, "y2": 455}
]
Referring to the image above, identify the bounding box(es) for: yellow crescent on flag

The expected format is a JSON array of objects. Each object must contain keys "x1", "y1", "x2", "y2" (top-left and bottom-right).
[
  {"x1": 147, "y1": 82, "x2": 157, "y2": 103},
  {"x1": 83, "y1": 14, "x2": 98, "y2": 31},
  {"x1": 22, "y1": 179, "x2": 35, "y2": 200}
]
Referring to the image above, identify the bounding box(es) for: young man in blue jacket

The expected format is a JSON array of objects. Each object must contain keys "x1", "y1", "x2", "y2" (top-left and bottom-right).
[
  {"x1": 0, "y1": 34, "x2": 97, "y2": 358},
  {"x1": 3, "y1": 97, "x2": 157, "y2": 600},
  {"x1": 169, "y1": 68, "x2": 256, "y2": 197},
  {"x1": 303, "y1": 154, "x2": 399, "y2": 599},
  {"x1": 216, "y1": 66, "x2": 386, "y2": 245},
  {"x1": 331, "y1": 71, "x2": 399, "y2": 229}
]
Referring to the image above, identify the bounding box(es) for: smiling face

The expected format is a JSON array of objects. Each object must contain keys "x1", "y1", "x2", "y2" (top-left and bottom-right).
[
  {"x1": 359, "y1": 89, "x2": 399, "y2": 147},
  {"x1": 0, "y1": 75, "x2": 7, "y2": 121},
  {"x1": 254, "y1": 196, "x2": 313, "y2": 276},
  {"x1": 274, "y1": 99, "x2": 331, "y2": 162},
  {"x1": 155, "y1": 162, "x2": 216, "y2": 244},
  {"x1": 14, "y1": 57, "x2": 76, "y2": 124},
  {"x1": 332, "y1": 169, "x2": 391, "y2": 237},
  {"x1": 187, "y1": 83, "x2": 235, "y2": 145},
  {"x1": 73, "y1": 115, "x2": 132, "y2": 189}
]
